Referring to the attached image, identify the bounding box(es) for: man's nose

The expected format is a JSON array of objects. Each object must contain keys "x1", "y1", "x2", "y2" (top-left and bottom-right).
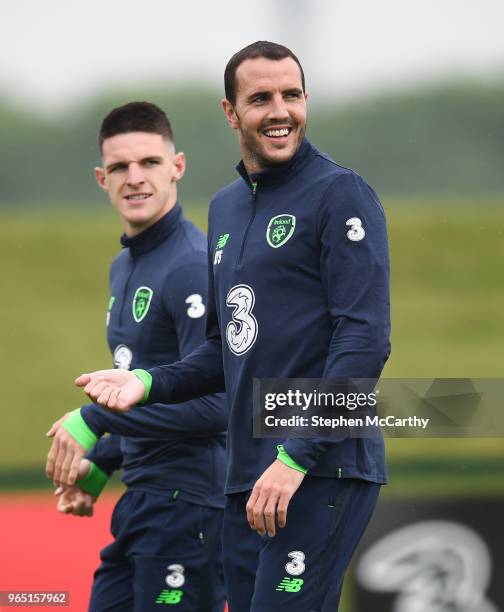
[
  {"x1": 126, "y1": 163, "x2": 145, "y2": 185},
  {"x1": 267, "y1": 94, "x2": 289, "y2": 121}
]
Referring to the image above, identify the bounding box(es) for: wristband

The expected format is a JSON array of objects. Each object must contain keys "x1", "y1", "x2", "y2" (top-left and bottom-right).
[
  {"x1": 276, "y1": 444, "x2": 308, "y2": 474},
  {"x1": 76, "y1": 461, "x2": 109, "y2": 497},
  {"x1": 132, "y1": 369, "x2": 152, "y2": 404},
  {"x1": 61, "y1": 409, "x2": 98, "y2": 451}
]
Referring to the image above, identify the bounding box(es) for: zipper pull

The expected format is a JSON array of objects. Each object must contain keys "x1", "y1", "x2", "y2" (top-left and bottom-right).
[{"x1": 251, "y1": 181, "x2": 257, "y2": 197}]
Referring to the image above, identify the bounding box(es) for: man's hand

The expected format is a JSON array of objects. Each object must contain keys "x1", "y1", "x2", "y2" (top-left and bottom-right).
[
  {"x1": 55, "y1": 459, "x2": 96, "y2": 517},
  {"x1": 75, "y1": 370, "x2": 144, "y2": 413},
  {"x1": 246, "y1": 459, "x2": 305, "y2": 538},
  {"x1": 46, "y1": 413, "x2": 86, "y2": 487}
]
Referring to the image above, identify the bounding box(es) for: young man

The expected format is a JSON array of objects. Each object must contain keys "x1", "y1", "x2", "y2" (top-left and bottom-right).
[
  {"x1": 76, "y1": 43, "x2": 391, "y2": 611},
  {"x1": 46, "y1": 102, "x2": 227, "y2": 611}
]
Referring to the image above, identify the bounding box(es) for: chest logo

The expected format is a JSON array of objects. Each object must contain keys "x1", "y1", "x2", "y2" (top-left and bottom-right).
[
  {"x1": 346, "y1": 217, "x2": 365, "y2": 241},
  {"x1": 132, "y1": 286, "x2": 153, "y2": 323},
  {"x1": 214, "y1": 233, "x2": 230, "y2": 265},
  {"x1": 113, "y1": 344, "x2": 133, "y2": 370},
  {"x1": 226, "y1": 284, "x2": 258, "y2": 356},
  {"x1": 266, "y1": 214, "x2": 296, "y2": 248}
]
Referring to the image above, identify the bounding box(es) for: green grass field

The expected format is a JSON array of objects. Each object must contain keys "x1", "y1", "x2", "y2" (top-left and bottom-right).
[{"x1": 1, "y1": 197, "x2": 503, "y2": 475}]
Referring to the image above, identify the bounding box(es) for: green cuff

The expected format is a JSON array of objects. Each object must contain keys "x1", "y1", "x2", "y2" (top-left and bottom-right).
[
  {"x1": 132, "y1": 369, "x2": 152, "y2": 404},
  {"x1": 76, "y1": 462, "x2": 109, "y2": 497},
  {"x1": 61, "y1": 409, "x2": 98, "y2": 451},
  {"x1": 276, "y1": 445, "x2": 308, "y2": 474}
]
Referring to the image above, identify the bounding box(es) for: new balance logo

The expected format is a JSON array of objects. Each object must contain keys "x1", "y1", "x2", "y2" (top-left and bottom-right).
[
  {"x1": 275, "y1": 577, "x2": 304, "y2": 592},
  {"x1": 155, "y1": 589, "x2": 184, "y2": 604},
  {"x1": 214, "y1": 233, "x2": 230, "y2": 265},
  {"x1": 216, "y1": 233, "x2": 230, "y2": 249}
]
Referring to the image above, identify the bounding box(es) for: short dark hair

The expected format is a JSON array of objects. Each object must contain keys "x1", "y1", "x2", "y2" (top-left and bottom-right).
[
  {"x1": 224, "y1": 41, "x2": 305, "y2": 105},
  {"x1": 99, "y1": 101, "x2": 174, "y2": 150}
]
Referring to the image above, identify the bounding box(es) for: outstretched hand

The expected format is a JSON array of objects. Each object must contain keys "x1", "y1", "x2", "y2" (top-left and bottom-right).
[
  {"x1": 75, "y1": 369, "x2": 145, "y2": 413},
  {"x1": 246, "y1": 460, "x2": 305, "y2": 538}
]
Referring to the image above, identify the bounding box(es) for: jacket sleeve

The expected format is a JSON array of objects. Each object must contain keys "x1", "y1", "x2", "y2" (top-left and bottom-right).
[
  {"x1": 283, "y1": 172, "x2": 391, "y2": 470},
  {"x1": 147, "y1": 241, "x2": 226, "y2": 404},
  {"x1": 85, "y1": 434, "x2": 123, "y2": 476},
  {"x1": 81, "y1": 256, "x2": 227, "y2": 438},
  {"x1": 81, "y1": 396, "x2": 227, "y2": 439}
]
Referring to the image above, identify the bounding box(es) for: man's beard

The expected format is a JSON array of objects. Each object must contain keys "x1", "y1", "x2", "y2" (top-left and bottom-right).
[{"x1": 240, "y1": 122, "x2": 306, "y2": 172}]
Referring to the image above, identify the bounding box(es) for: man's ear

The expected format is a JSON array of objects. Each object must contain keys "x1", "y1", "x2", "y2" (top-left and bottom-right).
[
  {"x1": 221, "y1": 98, "x2": 239, "y2": 130},
  {"x1": 172, "y1": 152, "x2": 186, "y2": 182},
  {"x1": 94, "y1": 167, "x2": 108, "y2": 192}
]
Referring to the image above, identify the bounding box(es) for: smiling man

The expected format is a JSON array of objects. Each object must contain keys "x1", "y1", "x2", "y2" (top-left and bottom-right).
[
  {"x1": 77, "y1": 42, "x2": 391, "y2": 611},
  {"x1": 46, "y1": 102, "x2": 227, "y2": 611},
  {"x1": 222, "y1": 50, "x2": 307, "y2": 172}
]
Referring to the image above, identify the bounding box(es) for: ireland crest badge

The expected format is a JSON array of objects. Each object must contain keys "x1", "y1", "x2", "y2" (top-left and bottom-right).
[
  {"x1": 266, "y1": 214, "x2": 296, "y2": 248},
  {"x1": 132, "y1": 286, "x2": 153, "y2": 323}
]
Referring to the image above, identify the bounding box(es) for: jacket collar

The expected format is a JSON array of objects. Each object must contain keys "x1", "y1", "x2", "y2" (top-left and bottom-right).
[
  {"x1": 120, "y1": 203, "x2": 182, "y2": 256},
  {"x1": 235, "y1": 138, "x2": 313, "y2": 188}
]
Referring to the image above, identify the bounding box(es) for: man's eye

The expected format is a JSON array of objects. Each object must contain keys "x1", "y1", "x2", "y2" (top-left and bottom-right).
[
  {"x1": 109, "y1": 166, "x2": 125, "y2": 173},
  {"x1": 145, "y1": 160, "x2": 160, "y2": 166},
  {"x1": 286, "y1": 92, "x2": 300, "y2": 99},
  {"x1": 251, "y1": 96, "x2": 266, "y2": 104}
]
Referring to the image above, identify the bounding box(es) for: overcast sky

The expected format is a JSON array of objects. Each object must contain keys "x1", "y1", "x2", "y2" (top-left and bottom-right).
[{"x1": 2, "y1": 0, "x2": 503, "y2": 111}]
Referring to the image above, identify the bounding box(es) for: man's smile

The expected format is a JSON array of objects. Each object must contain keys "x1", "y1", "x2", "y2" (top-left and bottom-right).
[
  {"x1": 124, "y1": 192, "x2": 152, "y2": 201},
  {"x1": 263, "y1": 127, "x2": 292, "y2": 138}
]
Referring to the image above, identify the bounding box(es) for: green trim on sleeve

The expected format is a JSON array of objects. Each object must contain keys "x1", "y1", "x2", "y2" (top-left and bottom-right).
[
  {"x1": 61, "y1": 409, "x2": 98, "y2": 451},
  {"x1": 76, "y1": 461, "x2": 109, "y2": 498},
  {"x1": 132, "y1": 369, "x2": 152, "y2": 404},
  {"x1": 276, "y1": 444, "x2": 308, "y2": 474}
]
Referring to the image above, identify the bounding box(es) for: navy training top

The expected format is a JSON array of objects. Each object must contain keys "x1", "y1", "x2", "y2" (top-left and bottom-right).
[
  {"x1": 147, "y1": 140, "x2": 391, "y2": 493},
  {"x1": 84, "y1": 205, "x2": 228, "y2": 508}
]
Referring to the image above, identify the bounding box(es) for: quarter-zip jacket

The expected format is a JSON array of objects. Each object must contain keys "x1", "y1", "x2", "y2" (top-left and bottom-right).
[
  {"x1": 83, "y1": 205, "x2": 228, "y2": 508},
  {"x1": 148, "y1": 140, "x2": 391, "y2": 494}
]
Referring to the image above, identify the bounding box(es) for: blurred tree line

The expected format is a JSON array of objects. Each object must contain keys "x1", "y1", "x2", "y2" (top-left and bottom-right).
[{"x1": 1, "y1": 79, "x2": 503, "y2": 208}]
